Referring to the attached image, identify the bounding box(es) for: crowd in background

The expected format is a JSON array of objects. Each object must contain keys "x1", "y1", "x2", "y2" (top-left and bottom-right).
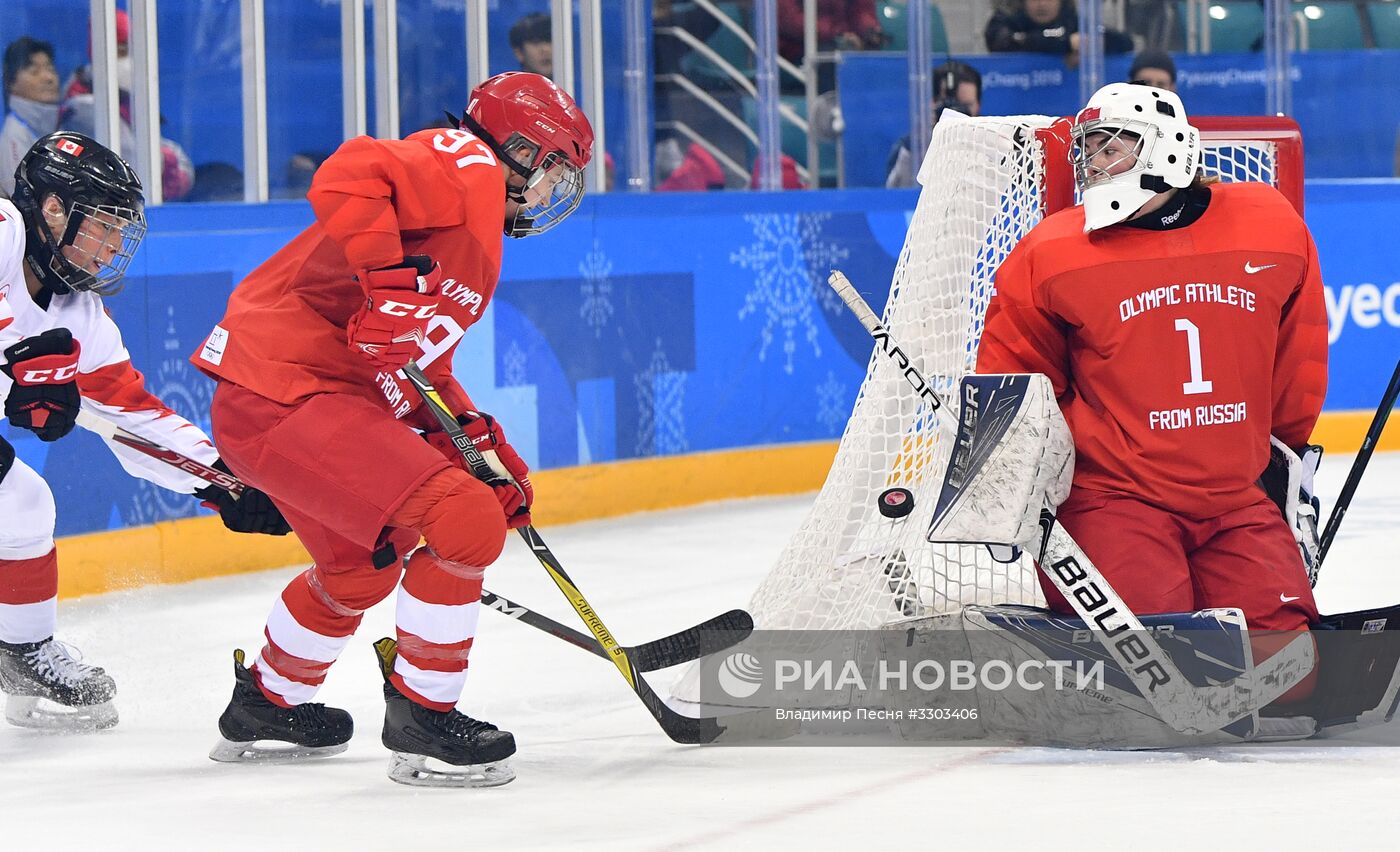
[{"x1": 5, "y1": 0, "x2": 1397, "y2": 198}]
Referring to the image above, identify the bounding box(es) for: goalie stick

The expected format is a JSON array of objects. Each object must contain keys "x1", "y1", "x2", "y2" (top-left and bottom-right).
[
  {"x1": 827, "y1": 269, "x2": 1314, "y2": 736},
  {"x1": 1314, "y1": 356, "x2": 1400, "y2": 580},
  {"x1": 72, "y1": 408, "x2": 753, "y2": 674},
  {"x1": 400, "y1": 362, "x2": 789, "y2": 744}
]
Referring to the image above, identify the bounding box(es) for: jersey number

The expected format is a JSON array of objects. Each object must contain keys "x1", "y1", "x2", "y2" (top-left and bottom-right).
[
  {"x1": 418, "y1": 315, "x2": 465, "y2": 370},
  {"x1": 433, "y1": 129, "x2": 497, "y2": 169},
  {"x1": 1173, "y1": 318, "x2": 1214, "y2": 396}
]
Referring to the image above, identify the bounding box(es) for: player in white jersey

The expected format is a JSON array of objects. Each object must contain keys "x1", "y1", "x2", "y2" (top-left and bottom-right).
[{"x1": 0, "y1": 131, "x2": 290, "y2": 732}]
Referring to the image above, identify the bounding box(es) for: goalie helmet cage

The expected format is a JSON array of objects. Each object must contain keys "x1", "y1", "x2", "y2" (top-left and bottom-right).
[{"x1": 747, "y1": 113, "x2": 1303, "y2": 631}]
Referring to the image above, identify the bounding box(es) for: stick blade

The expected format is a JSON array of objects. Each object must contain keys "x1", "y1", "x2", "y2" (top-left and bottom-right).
[{"x1": 633, "y1": 609, "x2": 755, "y2": 672}]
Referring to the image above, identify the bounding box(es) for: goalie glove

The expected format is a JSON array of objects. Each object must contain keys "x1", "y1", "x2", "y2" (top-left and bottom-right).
[{"x1": 1259, "y1": 436, "x2": 1323, "y2": 585}]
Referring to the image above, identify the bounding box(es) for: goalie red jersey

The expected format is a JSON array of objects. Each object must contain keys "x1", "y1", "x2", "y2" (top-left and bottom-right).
[
  {"x1": 976, "y1": 181, "x2": 1328, "y2": 519},
  {"x1": 191, "y1": 128, "x2": 507, "y2": 425}
]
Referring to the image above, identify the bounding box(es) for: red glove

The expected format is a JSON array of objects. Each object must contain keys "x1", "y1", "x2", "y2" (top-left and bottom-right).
[
  {"x1": 2, "y1": 328, "x2": 82, "y2": 442},
  {"x1": 346, "y1": 256, "x2": 443, "y2": 370},
  {"x1": 425, "y1": 412, "x2": 534, "y2": 529}
]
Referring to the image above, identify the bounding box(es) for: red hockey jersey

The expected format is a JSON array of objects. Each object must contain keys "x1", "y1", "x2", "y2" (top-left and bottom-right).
[
  {"x1": 976, "y1": 182, "x2": 1328, "y2": 519},
  {"x1": 191, "y1": 128, "x2": 508, "y2": 427}
]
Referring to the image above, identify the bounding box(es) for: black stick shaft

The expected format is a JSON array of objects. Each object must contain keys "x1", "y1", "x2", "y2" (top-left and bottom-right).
[{"x1": 1315, "y1": 357, "x2": 1400, "y2": 574}]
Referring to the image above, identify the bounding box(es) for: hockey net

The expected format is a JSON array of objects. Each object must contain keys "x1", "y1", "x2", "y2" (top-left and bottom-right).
[{"x1": 747, "y1": 114, "x2": 1303, "y2": 631}]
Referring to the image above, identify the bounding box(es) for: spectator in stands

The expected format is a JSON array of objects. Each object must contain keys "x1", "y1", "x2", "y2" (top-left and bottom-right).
[
  {"x1": 1128, "y1": 49, "x2": 1176, "y2": 90},
  {"x1": 59, "y1": 10, "x2": 196, "y2": 201},
  {"x1": 778, "y1": 0, "x2": 885, "y2": 63},
  {"x1": 985, "y1": 0, "x2": 1133, "y2": 57},
  {"x1": 657, "y1": 139, "x2": 726, "y2": 191},
  {"x1": 750, "y1": 154, "x2": 806, "y2": 190},
  {"x1": 779, "y1": 0, "x2": 885, "y2": 90},
  {"x1": 1, "y1": 37, "x2": 61, "y2": 196},
  {"x1": 510, "y1": 13, "x2": 553, "y2": 79},
  {"x1": 885, "y1": 60, "x2": 983, "y2": 188}
]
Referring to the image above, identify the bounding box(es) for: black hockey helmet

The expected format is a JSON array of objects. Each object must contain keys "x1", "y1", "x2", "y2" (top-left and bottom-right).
[{"x1": 11, "y1": 131, "x2": 147, "y2": 296}]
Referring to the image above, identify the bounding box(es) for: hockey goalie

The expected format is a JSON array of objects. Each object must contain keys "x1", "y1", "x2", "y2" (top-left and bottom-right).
[{"x1": 732, "y1": 83, "x2": 1400, "y2": 747}]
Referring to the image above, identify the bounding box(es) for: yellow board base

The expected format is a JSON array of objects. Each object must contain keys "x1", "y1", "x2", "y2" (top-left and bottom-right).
[{"x1": 56, "y1": 440, "x2": 841, "y2": 600}]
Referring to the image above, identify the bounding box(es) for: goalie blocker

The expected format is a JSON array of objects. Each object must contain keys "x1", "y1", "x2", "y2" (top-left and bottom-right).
[{"x1": 919, "y1": 372, "x2": 1400, "y2": 744}]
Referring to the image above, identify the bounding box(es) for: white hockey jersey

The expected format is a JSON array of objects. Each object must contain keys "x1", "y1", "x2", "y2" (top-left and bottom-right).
[{"x1": 0, "y1": 197, "x2": 217, "y2": 494}]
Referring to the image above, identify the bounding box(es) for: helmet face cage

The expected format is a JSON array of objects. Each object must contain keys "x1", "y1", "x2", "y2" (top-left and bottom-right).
[
  {"x1": 50, "y1": 199, "x2": 147, "y2": 295},
  {"x1": 1071, "y1": 119, "x2": 1157, "y2": 194},
  {"x1": 502, "y1": 136, "x2": 586, "y2": 238}
]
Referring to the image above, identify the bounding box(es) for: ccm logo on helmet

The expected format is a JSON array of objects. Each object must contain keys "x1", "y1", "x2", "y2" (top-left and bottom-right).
[
  {"x1": 21, "y1": 364, "x2": 79, "y2": 384},
  {"x1": 377, "y1": 300, "x2": 437, "y2": 320}
]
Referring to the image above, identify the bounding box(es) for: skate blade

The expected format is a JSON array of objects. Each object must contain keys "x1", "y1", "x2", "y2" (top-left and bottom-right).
[
  {"x1": 5, "y1": 695, "x2": 117, "y2": 733},
  {"x1": 386, "y1": 752, "x2": 516, "y2": 788},
  {"x1": 208, "y1": 737, "x2": 349, "y2": 764}
]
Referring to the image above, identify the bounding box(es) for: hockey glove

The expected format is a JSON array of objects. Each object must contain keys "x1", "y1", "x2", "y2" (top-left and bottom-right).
[
  {"x1": 1260, "y1": 437, "x2": 1323, "y2": 584},
  {"x1": 196, "y1": 459, "x2": 294, "y2": 536},
  {"x1": 2, "y1": 328, "x2": 82, "y2": 442},
  {"x1": 424, "y1": 412, "x2": 534, "y2": 529},
  {"x1": 346, "y1": 256, "x2": 443, "y2": 371}
]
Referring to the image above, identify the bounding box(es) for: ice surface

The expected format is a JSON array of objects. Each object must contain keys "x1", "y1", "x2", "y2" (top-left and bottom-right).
[{"x1": 4, "y1": 454, "x2": 1399, "y2": 850}]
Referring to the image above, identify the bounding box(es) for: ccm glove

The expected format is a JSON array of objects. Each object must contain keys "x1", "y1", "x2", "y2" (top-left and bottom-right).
[
  {"x1": 2, "y1": 328, "x2": 82, "y2": 442},
  {"x1": 195, "y1": 459, "x2": 293, "y2": 536},
  {"x1": 346, "y1": 256, "x2": 443, "y2": 371},
  {"x1": 425, "y1": 412, "x2": 534, "y2": 529}
]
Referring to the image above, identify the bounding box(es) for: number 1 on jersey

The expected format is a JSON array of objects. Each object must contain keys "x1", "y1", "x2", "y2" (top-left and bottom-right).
[{"x1": 1173, "y1": 318, "x2": 1213, "y2": 395}]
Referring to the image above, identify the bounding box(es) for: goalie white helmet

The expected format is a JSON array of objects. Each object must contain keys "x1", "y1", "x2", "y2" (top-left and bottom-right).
[{"x1": 1071, "y1": 83, "x2": 1200, "y2": 232}]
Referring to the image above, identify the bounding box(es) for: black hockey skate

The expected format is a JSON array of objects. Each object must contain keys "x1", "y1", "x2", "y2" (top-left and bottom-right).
[
  {"x1": 0, "y1": 638, "x2": 117, "y2": 732},
  {"x1": 209, "y1": 649, "x2": 353, "y2": 763},
  {"x1": 373, "y1": 637, "x2": 516, "y2": 788}
]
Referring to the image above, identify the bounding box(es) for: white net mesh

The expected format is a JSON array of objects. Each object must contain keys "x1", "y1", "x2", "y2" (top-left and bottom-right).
[{"x1": 747, "y1": 114, "x2": 1287, "y2": 631}]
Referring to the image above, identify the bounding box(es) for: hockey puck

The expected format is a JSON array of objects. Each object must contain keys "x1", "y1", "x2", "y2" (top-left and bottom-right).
[{"x1": 877, "y1": 487, "x2": 915, "y2": 519}]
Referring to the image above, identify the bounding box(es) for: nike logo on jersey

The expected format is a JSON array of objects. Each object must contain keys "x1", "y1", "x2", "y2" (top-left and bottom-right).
[
  {"x1": 1244, "y1": 262, "x2": 1277, "y2": 274},
  {"x1": 1280, "y1": 593, "x2": 1301, "y2": 603}
]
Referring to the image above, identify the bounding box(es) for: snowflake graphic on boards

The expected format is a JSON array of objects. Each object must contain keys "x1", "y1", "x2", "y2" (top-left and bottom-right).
[
  {"x1": 634, "y1": 339, "x2": 688, "y2": 456},
  {"x1": 815, "y1": 370, "x2": 848, "y2": 435},
  {"x1": 502, "y1": 339, "x2": 529, "y2": 387},
  {"x1": 731, "y1": 214, "x2": 850, "y2": 374},
  {"x1": 578, "y1": 239, "x2": 614, "y2": 338}
]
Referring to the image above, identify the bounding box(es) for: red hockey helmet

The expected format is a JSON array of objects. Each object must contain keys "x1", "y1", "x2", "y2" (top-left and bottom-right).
[{"x1": 456, "y1": 72, "x2": 594, "y2": 238}]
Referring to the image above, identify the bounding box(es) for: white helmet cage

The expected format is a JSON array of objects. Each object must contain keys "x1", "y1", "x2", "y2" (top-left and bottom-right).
[
  {"x1": 1071, "y1": 83, "x2": 1200, "y2": 231},
  {"x1": 498, "y1": 132, "x2": 585, "y2": 239}
]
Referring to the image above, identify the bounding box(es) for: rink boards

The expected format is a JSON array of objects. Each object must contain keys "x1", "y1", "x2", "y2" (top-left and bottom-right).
[{"x1": 13, "y1": 186, "x2": 1395, "y2": 597}]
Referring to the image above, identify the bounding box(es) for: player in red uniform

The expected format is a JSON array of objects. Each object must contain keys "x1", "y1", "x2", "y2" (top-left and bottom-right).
[
  {"x1": 976, "y1": 83, "x2": 1328, "y2": 703},
  {"x1": 193, "y1": 72, "x2": 593, "y2": 785}
]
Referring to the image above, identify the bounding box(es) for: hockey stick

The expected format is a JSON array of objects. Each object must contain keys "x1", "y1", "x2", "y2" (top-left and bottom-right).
[
  {"x1": 74, "y1": 408, "x2": 245, "y2": 494},
  {"x1": 400, "y1": 362, "x2": 788, "y2": 744},
  {"x1": 72, "y1": 408, "x2": 750, "y2": 674},
  {"x1": 828, "y1": 269, "x2": 1313, "y2": 735},
  {"x1": 1315, "y1": 356, "x2": 1400, "y2": 578},
  {"x1": 482, "y1": 589, "x2": 754, "y2": 672}
]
